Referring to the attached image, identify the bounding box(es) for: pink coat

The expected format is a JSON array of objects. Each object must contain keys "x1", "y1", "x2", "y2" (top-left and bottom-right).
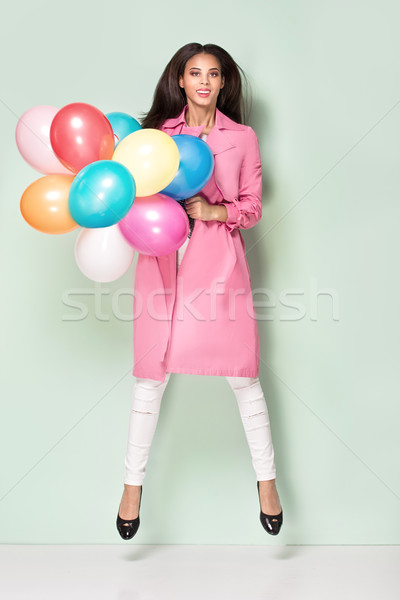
[{"x1": 131, "y1": 105, "x2": 263, "y2": 382}]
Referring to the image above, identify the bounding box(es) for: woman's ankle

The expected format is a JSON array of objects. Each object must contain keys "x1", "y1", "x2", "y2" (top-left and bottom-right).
[{"x1": 124, "y1": 483, "x2": 142, "y2": 490}]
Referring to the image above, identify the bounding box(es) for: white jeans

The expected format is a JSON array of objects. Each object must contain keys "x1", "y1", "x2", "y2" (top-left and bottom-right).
[
  {"x1": 123, "y1": 372, "x2": 277, "y2": 485},
  {"x1": 177, "y1": 235, "x2": 190, "y2": 269}
]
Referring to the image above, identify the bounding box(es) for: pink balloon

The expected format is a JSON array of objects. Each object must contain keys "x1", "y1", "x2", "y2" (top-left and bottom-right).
[
  {"x1": 15, "y1": 105, "x2": 73, "y2": 174},
  {"x1": 118, "y1": 194, "x2": 189, "y2": 256}
]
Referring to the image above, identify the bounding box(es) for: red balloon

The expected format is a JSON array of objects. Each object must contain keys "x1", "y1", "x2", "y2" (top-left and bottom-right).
[{"x1": 49, "y1": 102, "x2": 114, "y2": 173}]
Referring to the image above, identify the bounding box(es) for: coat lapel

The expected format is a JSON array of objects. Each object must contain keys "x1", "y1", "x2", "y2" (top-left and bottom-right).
[
  {"x1": 206, "y1": 126, "x2": 235, "y2": 156},
  {"x1": 162, "y1": 105, "x2": 246, "y2": 156}
]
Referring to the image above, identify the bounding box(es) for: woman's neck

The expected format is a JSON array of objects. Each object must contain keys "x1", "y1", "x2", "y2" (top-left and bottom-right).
[{"x1": 185, "y1": 102, "x2": 216, "y2": 133}]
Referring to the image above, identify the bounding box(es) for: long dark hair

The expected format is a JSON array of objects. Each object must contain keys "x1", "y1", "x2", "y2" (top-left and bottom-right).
[{"x1": 140, "y1": 43, "x2": 251, "y2": 129}]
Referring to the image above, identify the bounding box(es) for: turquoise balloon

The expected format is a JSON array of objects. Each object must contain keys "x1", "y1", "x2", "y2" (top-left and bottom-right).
[
  {"x1": 105, "y1": 112, "x2": 142, "y2": 147},
  {"x1": 69, "y1": 160, "x2": 136, "y2": 228},
  {"x1": 161, "y1": 134, "x2": 214, "y2": 200}
]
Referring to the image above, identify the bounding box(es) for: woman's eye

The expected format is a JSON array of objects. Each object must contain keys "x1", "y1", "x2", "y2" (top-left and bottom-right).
[{"x1": 189, "y1": 71, "x2": 219, "y2": 77}]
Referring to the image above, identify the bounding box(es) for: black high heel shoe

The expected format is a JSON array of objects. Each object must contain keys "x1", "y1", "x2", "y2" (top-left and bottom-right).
[
  {"x1": 257, "y1": 480, "x2": 283, "y2": 536},
  {"x1": 116, "y1": 485, "x2": 143, "y2": 540}
]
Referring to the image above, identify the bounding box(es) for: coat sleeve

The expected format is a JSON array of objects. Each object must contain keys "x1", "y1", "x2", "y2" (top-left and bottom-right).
[{"x1": 220, "y1": 127, "x2": 263, "y2": 232}]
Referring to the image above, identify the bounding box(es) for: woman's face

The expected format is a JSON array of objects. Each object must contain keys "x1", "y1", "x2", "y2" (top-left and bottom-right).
[{"x1": 179, "y1": 53, "x2": 225, "y2": 109}]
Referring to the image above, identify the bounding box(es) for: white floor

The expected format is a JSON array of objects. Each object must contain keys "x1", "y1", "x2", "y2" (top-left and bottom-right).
[{"x1": 1, "y1": 545, "x2": 399, "y2": 599}]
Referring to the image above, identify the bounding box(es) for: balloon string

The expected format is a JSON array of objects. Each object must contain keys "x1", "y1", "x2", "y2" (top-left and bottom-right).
[{"x1": 176, "y1": 199, "x2": 195, "y2": 238}]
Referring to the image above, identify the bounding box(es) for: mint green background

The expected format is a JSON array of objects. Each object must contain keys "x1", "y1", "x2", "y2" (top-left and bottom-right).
[{"x1": 1, "y1": 0, "x2": 399, "y2": 544}]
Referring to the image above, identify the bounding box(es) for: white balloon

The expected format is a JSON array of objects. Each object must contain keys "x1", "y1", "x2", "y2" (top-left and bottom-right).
[{"x1": 75, "y1": 225, "x2": 135, "y2": 282}]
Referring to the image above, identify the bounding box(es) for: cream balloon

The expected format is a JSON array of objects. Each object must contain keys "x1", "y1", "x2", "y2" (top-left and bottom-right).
[
  {"x1": 74, "y1": 225, "x2": 135, "y2": 283},
  {"x1": 112, "y1": 128, "x2": 180, "y2": 196}
]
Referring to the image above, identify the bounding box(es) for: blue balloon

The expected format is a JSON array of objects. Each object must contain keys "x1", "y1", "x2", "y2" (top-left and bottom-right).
[
  {"x1": 69, "y1": 160, "x2": 136, "y2": 228},
  {"x1": 161, "y1": 134, "x2": 214, "y2": 201},
  {"x1": 105, "y1": 112, "x2": 142, "y2": 147}
]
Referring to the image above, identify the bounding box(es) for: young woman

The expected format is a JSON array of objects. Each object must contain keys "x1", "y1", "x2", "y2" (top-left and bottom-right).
[{"x1": 116, "y1": 43, "x2": 283, "y2": 539}]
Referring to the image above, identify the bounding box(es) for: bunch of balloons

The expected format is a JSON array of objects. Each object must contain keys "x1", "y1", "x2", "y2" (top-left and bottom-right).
[{"x1": 15, "y1": 102, "x2": 214, "y2": 282}]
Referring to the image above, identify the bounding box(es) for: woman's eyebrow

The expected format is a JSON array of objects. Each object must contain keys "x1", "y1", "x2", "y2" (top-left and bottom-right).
[{"x1": 189, "y1": 67, "x2": 220, "y2": 71}]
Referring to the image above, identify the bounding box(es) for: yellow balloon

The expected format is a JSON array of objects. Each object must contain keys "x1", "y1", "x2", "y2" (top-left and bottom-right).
[{"x1": 112, "y1": 129, "x2": 180, "y2": 197}]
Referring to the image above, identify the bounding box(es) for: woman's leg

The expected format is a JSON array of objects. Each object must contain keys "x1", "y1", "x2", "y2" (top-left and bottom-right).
[
  {"x1": 225, "y1": 375, "x2": 282, "y2": 515},
  {"x1": 118, "y1": 373, "x2": 171, "y2": 521},
  {"x1": 124, "y1": 372, "x2": 171, "y2": 485},
  {"x1": 225, "y1": 375, "x2": 276, "y2": 480}
]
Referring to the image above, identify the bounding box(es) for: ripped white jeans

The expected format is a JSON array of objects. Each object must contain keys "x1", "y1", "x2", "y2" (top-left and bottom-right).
[{"x1": 123, "y1": 373, "x2": 277, "y2": 485}]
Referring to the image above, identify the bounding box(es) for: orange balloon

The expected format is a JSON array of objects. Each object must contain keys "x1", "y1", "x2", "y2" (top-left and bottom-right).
[{"x1": 20, "y1": 174, "x2": 79, "y2": 234}]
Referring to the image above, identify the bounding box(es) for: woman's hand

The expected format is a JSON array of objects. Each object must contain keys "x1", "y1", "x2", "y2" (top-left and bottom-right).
[{"x1": 184, "y1": 195, "x2": 228, "y2": 223}]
